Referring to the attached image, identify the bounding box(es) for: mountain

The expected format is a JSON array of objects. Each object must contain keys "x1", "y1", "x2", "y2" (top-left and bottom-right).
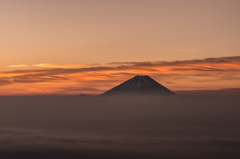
[{"x1": 100, "y1": 75, "x2": 176, "y2": 96}]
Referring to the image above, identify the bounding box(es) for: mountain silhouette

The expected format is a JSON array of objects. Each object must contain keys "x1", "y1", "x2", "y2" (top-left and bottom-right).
[{"x1": 100, "y1": 75, "x2": 176, "y2": 96}]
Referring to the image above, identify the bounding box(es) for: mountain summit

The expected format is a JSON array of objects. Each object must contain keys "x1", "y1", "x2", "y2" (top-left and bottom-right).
[{"x1": 100, "y1": 75, "x2": 176, "y2": 96}]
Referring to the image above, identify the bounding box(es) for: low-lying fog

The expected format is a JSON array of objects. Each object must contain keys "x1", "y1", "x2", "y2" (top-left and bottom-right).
[{"x1": 0, "y1": 95, "x2": 239, "y2": 159}]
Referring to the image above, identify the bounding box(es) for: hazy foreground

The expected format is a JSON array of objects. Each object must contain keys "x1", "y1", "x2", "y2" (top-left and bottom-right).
[{"x1": 0, "y1": 95, "x2": 239, "y2": 159}]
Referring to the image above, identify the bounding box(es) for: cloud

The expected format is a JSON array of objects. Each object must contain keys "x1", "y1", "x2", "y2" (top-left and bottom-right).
[
  {"x1": 178, "y1": 49, "x2": 201, "y2": 53},
  {"x1": 7, "y1": 65, "x2": 29, "y2": 68},
  {"x1": 56, "y1": 86, "x2": 105, "y2": 95},
  {"x1": 7, "y1": 63, "x2": 101, "y2": 68},
  {"x1": 32, "y1": 63, "x2": 92, "y2": 68},
  {"x1": 1, "y1": 56, "x2": 240, "y2": 95},
  {"x1": 176, "y1": 88, "x2": 240, "y2": 97},
  {"x1": 108, "y1": 56, "x2": 240, "y2": 66},
  {"x1": 0, "y1": 78, "x2": 12, "y2": 86},
  {"x1": 0, "y1": 128, "x2": 119, "y2": 146},
  {"x1": 0, "y1": 96, "x2": 240, "y2": 158},
  {"x1": 1, "y1": 127, "x2": 239, "y2": 150}
]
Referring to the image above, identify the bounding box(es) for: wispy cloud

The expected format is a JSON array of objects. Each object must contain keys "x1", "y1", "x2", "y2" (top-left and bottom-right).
[
  {"x1": 7, "y1": 63, "x2": 100, "y2": 68},
  {"x1": 0, "y1": 78, "x2": 12, "y2": 86},
  {"x1": 178, "y1": 49, "x2": 201, "y2": 53},
  {"x1": 1, "y1": 56, "x2": 240, "y2": 95},
  {"x1": 32, "y1": 63, "x2": 90, "y2": 68},
  {"x1": 7, "y1": 65, "x2": 29, "y2": 68}
]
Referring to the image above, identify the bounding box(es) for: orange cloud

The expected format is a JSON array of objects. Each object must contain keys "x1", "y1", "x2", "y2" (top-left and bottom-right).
[
  {"x1": 1, "y1": 56, "x2": 240, "y2": 95},
  {"x1": 6, "y1": 63, "x2": 99, "y2": 69},
  {"x1": 7, "y1": 65, "x2": 29, "y2": 68},
  {"x1": 32, "y1": 63, "x2": 90, "y2": 68}
]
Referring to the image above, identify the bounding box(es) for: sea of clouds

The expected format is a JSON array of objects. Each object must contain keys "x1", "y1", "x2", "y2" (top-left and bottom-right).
[{"x1": 0, "y1": 95, "x2": 239, "y2": 158}]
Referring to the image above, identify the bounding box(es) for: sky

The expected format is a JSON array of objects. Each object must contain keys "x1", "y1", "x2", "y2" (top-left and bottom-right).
[
  {"x1": 0, "y1": 0, "x2": 240, "y2": 95},
  {"x1": 1, "y1": 1, "x2": 240, "y2": 157}
]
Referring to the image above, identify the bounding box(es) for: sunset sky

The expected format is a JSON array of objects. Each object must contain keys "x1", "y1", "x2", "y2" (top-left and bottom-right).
[{"x1": 1, "y1": 0, "x2": 240, "y2": 95}]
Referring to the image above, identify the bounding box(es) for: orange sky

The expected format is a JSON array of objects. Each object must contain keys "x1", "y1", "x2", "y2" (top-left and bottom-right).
[
  {"x1": 1, "y1": 56, "x2": 240, "y2": 95},
  {"x1": 0, "y1": 0, "x2": 240, "y2": 95}
]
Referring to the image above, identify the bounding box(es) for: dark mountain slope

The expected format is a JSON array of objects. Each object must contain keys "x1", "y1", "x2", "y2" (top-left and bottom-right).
[{"x1": 100, "y1": 75, "x2": 176, "y2": 96}]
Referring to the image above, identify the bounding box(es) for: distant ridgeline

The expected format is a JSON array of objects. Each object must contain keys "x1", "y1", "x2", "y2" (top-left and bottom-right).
[{"x1": 100, "y1": 75, "x2": 176, "y2": 96}]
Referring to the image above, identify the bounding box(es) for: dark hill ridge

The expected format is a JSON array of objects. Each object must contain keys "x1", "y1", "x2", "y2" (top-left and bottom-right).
[{"x1": 100, "y1": 75, "x2": 176, "y2": 96}]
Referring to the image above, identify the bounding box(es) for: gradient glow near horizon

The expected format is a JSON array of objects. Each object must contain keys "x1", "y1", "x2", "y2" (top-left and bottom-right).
[{"x1": 0, "y1": 0, "x2": 240, "y2": 95}]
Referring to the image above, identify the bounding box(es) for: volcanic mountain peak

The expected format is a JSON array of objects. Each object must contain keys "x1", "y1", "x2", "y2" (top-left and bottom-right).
[
  {"x1": 101, "y1": 75, "x2": 176, "y2": 96},
  {"x1": 119, "y1": 75, "x2": 155, "y2": 89}
]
